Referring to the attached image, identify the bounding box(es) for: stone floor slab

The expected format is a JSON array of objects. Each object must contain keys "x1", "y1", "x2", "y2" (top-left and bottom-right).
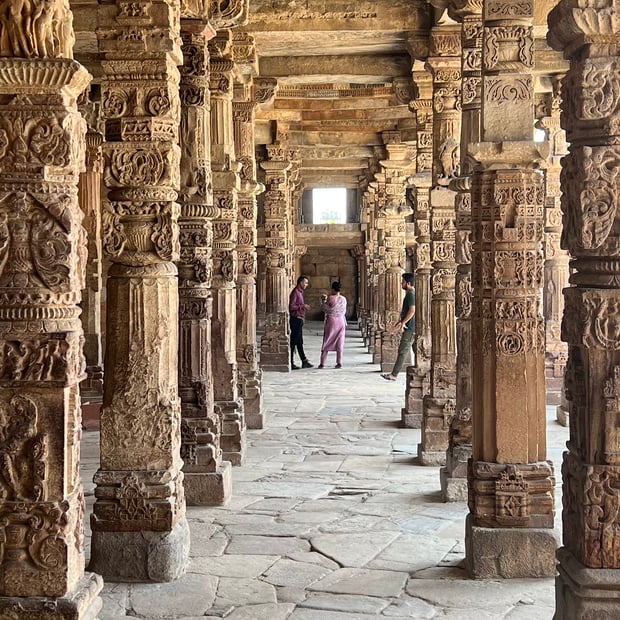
[{"x1": 308, "y1": 567, "x2": 409, "y2": 597}]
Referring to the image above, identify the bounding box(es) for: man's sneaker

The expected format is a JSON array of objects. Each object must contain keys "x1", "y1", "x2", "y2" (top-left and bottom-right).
[
  {"x1": 302, "y1": 360, "x2": 314, "y2": 368},
  {"x1": 291, "y1": 363, "x2": 300, "y2": 370}
]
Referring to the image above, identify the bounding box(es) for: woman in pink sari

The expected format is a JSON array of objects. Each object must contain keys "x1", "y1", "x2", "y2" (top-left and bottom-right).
[{"x1": 319, "y1": 282, "x2": 347, "y2": 368}]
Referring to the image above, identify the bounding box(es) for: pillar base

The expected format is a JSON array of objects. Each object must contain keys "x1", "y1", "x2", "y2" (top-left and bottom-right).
[
  {"x1": 440, "y1": 444, "x2": 470, "y2": 501},
  {"x1": 555, "y1": 546, "x2": 620, "y2": 619},
  {"x1": 242, "y1": 373, "x2": 264, "y2": 429},
  {"x1": 465, "y1": 514, "x2": 557, "y2": 578},
  {"x1": 417, "y1": 445, "x2": 446, "y2": 466},
  {"x1": 401, "y1": 410, "x2": 422, "y2": 428},
  {"x1": 89, "y1": 516, "x2": 190, "y2": 582},
  {"x1": 184, "y1": 461, "x2": 233, "y2": 506},
  {"x1": 217, "y1": 400, "x2": 247, "y2": 466},
  {"x1": 556, "y1": 404, "x2": 569, "y2": 427},
  {"x1": 440, "y1": 466, "x2": 468, "y2": 502},
  {"x1": 0, "y1": 573, "x2": 103, "y2": 620}
]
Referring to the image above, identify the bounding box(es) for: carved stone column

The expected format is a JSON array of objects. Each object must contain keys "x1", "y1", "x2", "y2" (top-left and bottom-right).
[
  {"x1": 208, "y1": 31, "x2": 246, "y2": 465},
  {"x1": 418, "y1": 27, "x2": 461, "y2": 466},
  {"x1": 465, "y1": 0, "x2": 555, "y2": 578},
  {"x1": 232, "y1": 71, "x2": 264, "y2": 429},
  {"x1": 535, "y1": 84, "x2": 569, "y2": 412},
  {"x1": 91, "y1": 0, "x2": 190, "y2": 581},
  {"x1": 378, "y1": 134, "x2": 414, "y2": 371},
  {"x1": 402, "y1": 63, "x2": 433, "y2": 427},
  {"x1": 370, "y1": 178, "x2": 388, "y2": 364},
  {"x1": 78, "y1": 124, "x2": 105, "y2": 393},
  {"x1": 441, "y1": 1, "x2": 482, "y2": 502},
  {"x1": 178, "y1": 18, "x2": 232, "y2": 505},
  {"x1": 259, "y1": 146, "x2": 292, "y2": 372},
  {"x1": 548, "y1": 1, "x2": 620, "y2": 614},
  {"x1": 0, "y1": 10, "x2": 103, "y2": 618}
]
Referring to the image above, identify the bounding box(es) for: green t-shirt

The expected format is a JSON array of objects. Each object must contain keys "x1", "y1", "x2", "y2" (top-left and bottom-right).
[{"x1": 400, "y1": 289, "x2": 415, "y2": 331}]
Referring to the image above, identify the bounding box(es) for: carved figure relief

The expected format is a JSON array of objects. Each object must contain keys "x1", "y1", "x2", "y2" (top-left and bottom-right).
[
  {"x1": 0, "y1": 395, "x2": 46, "y2": 501},
  {"x1": 435, "y1": 137, "x2": 460, "y2": 186},
  {"x1": 0, "y1": 0, "x2": 75, "y2": 59}
]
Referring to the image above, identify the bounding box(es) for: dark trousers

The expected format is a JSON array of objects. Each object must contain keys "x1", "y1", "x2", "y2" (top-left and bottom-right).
[{"x1": 290, "y1": 316, "x2": 307, "y2": 363}]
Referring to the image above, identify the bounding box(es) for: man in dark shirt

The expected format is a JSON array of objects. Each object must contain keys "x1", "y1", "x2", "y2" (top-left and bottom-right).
[
  {"x1": 381, "y1": 272, "x2": 415, "y2": 380},
  {"x1": 289, "y1": 275, "x2": 314, "y2": 370}
]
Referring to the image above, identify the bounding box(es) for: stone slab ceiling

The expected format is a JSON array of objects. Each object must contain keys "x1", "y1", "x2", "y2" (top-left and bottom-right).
[{"x1": 245, "y1": 0, "x2": 431, "y2": 189}]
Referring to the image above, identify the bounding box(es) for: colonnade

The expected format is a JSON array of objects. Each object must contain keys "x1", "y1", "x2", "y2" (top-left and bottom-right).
[{"x1": 0, "y1": 0, "x2": 618, "y2": 617}]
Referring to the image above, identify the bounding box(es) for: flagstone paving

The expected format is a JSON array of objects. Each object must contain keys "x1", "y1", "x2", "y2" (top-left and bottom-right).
[{"x1": 82, "y1": 321, "x2": 566, "y2": 619}]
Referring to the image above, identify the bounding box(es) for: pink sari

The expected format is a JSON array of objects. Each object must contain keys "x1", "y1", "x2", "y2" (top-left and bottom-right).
[{"x1": 320, "y1": 294, "x2": 347, "y2": 365}]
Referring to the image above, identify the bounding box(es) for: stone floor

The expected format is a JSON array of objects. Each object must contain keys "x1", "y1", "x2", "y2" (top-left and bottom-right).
[{"x1": 81, "y1": 321, "x2": 567, "y2": 619}]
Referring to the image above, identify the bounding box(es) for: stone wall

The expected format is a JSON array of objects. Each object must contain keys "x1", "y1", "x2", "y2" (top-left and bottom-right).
[{"x1": 301, "y1": 248, "x2": 357, "y2": 320}]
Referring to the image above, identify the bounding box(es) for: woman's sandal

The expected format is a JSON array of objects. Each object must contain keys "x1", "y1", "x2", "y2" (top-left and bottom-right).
[{"x1": 381, "y1": 373, "x2": 396, "y2": 381}]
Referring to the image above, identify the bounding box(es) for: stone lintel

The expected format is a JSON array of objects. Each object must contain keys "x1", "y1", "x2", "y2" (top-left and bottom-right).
[
  {"x1": 89, "y1": 517, "x2": 190, "y2": 582},
  {"x1": 465, "y1": 514, "x2": 557, "y2": 578},
  {"x1": 0, "y1": 573, "x2": 103, "y2": 620},
  {"x1": 468, "y1": 140, "x2": 549, "y2": 169},
  {"x1": 555, "y1": 546, "x2": 620, "y2": 620},
  {"x1": 259, "y1": 54, "x2": 411, "y2": 81}
]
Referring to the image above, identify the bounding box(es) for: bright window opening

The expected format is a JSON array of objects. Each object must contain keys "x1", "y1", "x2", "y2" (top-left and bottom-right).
[
  {"x1": 312, "y1": 188, "x2": 347, "y2": 224},
  {"x1": 534, "y1": 127, "x2": 546, "y2": 142}
]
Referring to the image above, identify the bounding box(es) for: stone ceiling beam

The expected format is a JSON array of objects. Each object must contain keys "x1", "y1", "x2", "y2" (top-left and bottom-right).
[{"x1": 258, "y1": 55, "x2": 412, "y2": 83}]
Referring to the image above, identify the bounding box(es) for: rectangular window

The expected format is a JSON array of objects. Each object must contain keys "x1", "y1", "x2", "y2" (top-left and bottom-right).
[{"x1": 312, "y1": 188, "x2": 347, "y2": 224}]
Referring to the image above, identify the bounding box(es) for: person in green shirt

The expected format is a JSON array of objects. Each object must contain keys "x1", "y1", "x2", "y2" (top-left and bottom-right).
[{"x1": 381, "y1": 272, "x2": 415, "y2": 381}]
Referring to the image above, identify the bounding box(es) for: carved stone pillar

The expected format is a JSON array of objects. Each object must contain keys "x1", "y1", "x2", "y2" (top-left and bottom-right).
[
  {"x1": 418, "y1": 27, "x2": 461, "y2": 466},
  {"x1": 535, "y1": 84, "x2": 569, "y2": 412},
  {"x1": 465, "y1": 0, "x2": 555, "y2": 578},
  {"x1": 232, "y1": 74, "x2": 264, "y2": 429},
  {"x1": 0, "y1": 10, "x2": 103, "y2": 618},
  {"x1": 402, "y1": 61, "x2": 433, "y2": 429},
  {"x1": 378, "y1": 134, "x2": 414, "y2": 372},
  {"x1": 209, "y1": 31, "x2": 246, "y2": 465},
  {"x1": 91, "y1": 0, "x2": 190, "y2": 581},
  {"x1": 177, "y1": 18, "x2": 232, "y2": 506},
  {"x1": 441, "y1": 2, "x2": 482, "y2": 502},
  {"x1": 370, "y1": 179, "x2": 388, "y2": 364},
  {"x1": 78, "y1": 124, "x2": 105, "y2": 393},
  {"x1": 259, "y1": 146, "x2": 292, "y2": 372},
  {"x1": 548, "y1": 1, "x2": 620, "y2": 614}
]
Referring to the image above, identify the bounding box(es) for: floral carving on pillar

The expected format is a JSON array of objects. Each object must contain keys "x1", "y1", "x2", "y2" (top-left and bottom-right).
[
  {"x1": 549, "y1": 4, "x2": 620, "y2": 603},
  {"x1": 91, "y1": 0, "x2": 189, "y2": 582},
  {"x1": 0, "y1": 0, "x2": 104, "y2": 614}
]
